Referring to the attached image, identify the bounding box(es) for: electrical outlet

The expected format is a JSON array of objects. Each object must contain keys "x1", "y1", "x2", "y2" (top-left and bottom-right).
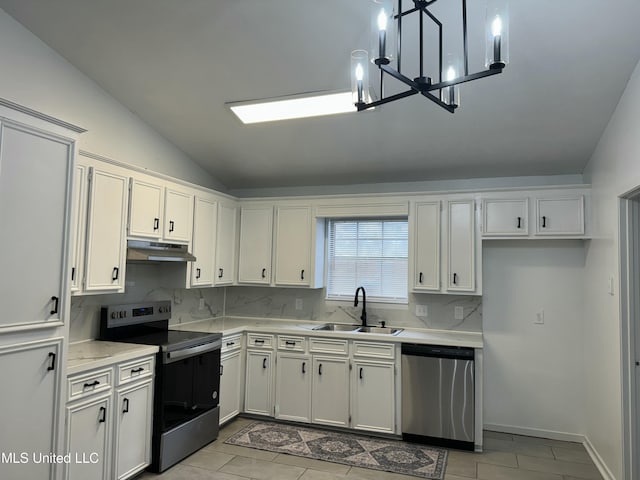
[
  {"x1": 295, "y1": 298, "x2": 303, "y2": 310},
  {"x1": 415, "y1": 304, "x2": 428, "y2": 317},
  {"x1": 454, "y1": 306, "x2": 464, "y2": 320},
  {"x1": 198, "y1": 298, "x2": 205, "y2": 311},
  {"x1": 535, "y1": 309, "x2": 544, "y2": 324}
]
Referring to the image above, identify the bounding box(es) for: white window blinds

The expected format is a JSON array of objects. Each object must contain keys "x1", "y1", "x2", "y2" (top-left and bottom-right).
[{"x1": 326, "y1": 219, "x2": 408, "y2": 303}]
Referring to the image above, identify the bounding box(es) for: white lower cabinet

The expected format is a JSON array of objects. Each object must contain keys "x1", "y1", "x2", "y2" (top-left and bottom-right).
[
  {"x1": 220, "y1": 349, "x2": 243, "y2": 424},
  {"x1": 65, "y1": 394, "x2": 112, "y2": 480},
  {"x1": 311, "y1": 355, "x2": 350, "y2": 427},
  {"x1": 244, "y1": 349, "x2": 274, "y2": 416},
  {"x1": 275, "y1": 353, "x2": 312, "y2": 423},
  {"x1": 0, "y1": 339, "x2": 63, "y2": 480},
  {"x1": 350, "y1": 360, "x2": 395, "y2": 433},
  {"x1": 65, "y1": 354, "x2": 154, "y2": 480},
  {"x1": 114, "y1": 380, "x2": 153, "y2": 480}
]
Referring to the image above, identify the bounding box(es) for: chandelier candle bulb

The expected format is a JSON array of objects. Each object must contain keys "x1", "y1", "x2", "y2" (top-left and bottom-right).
[
  {"x1": 492, "y1": 16, "x2": 503, "y2": 68},
  {"x1": 378, "y1": 9, "x2": 387, "y2": 60},
  {"x1": 356, "y1": 64, "x2": 364, "y2": 104},
  {"x1": 351, "y1": 49, "x2": 370, "y2": 107}
]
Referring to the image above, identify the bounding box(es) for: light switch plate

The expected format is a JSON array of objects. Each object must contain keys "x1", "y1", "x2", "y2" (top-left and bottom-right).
[
  {"x1": 198, "y1": 298, "x2": 205, "y2": 311},
  {"x1": 535, "y1": 309, "x2": 545, "y2": 324},
  {"x1": 415, "y1": 304, "x2": 428, "y2": 317},
  {"x1": 295, "y1": 298, "x2": 303, "y2": 310},
  {"x1": 454, "y1": 306, "x2": 464, "y2": 320}
]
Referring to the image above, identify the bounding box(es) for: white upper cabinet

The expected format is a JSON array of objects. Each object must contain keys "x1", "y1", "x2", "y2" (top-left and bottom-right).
[
  {"x1": 128, "y1": 176, "x2": 194, "y2": 244},
  {"x1": 84, "y1": 164, "x2": 129, "y2": 293},
  {"x1": 163, "y1": 187, "x2": 193, "y2": 243},
  {"x1": 0, "y1": 123, "x2": 72, "y2": 328},
  {"x1": 238, "y1": 206, "x2": 273, "y2": 284},
  {"x1": 446, "y1": 199, "x2": 476, "y2": 292},
  {"x1": 412, "y1": 201, "x2": 441, "y2": 291},
  {"x1": 274, "y1": 206, "x2": 312, "y2": 286},
  {"x1": 128, "y1": 177, "x2": 164, "y2": 239},
  {"x1": 70, "y1": 163, "x2": 88, "y2": 295},
  {"x1": 215, "y1": 203, "x2": 238, "y2": 285},
  {"x1": 190, "y1": 195, "x2": 217, "y2": 287},
  {"x1": 535, "y1": 196, "x2": 584, "y2": 236},
  {"x1": 482, "y1": 198, "x2": 529, "y2": 236}
]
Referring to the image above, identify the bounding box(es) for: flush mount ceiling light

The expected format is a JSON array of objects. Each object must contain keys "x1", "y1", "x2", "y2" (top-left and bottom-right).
[
  {"x1": 351, "y1": 0, "x2": 509, "y2": 113},
  {"x1": 228, "y1": 91, "x2": 358, "y2": 124}
]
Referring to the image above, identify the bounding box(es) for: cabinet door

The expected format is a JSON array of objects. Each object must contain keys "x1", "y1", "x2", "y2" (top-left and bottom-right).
[
  {"x1": 238, "y1": 206, "x2": 273, "y2": 284},
  {"x1": 413, "y1": 201, "x2": 440, "y2": 291},
  {"x1": 275, "y1": 353, "x2": 311, "y2": 423},
  {"x1": 482, "y1": 198, "x2": 528, "y2": 236},
  {"x1": 244, "y1": 350, "x2": 273, "y2": 416},
  {"x1": 220, "y1": 350, "x2": 242, "y2": 425},
  {"x1": 311, "y1": 356, "x2": 349, "y2": 427},
  {"x1": 114, "y1": 381, "x2": 153, "y2": 480},
  {"x1": 215, "y1": 203, "x2": 238, "y2": 285},
  {"x1": 447, "y1": 200, "x2": 475, "y2": 292},
  {"x1": 128, "y1": 178, "x2": 164, "y2": 239},
  {"x1": 535, "y1": 197, "x2": 584, "y2": 235},
  {"x1": 351, "y1": 360, "x2": 395, "y2": 433},
  {"x1": 70, "y1": 164, "x2": 88, "y2": 294},
  {"x1": 274, "y1": 206, "x2": 311, "y2": 286},
  {"x1": 164, "y1": 188, "x2": 193, "y2": 243},
  {"x1": 0, "y1": 124, "x2": 70, "y2": 328},
  {"x1": 191, "y1": 196, "x2": 217, "y2": 287},
  {"x1": 65, "y1": 395, "x2": 111, "y2": 480},
  {"x1": 84, "y1": 167, "x2": 128, "y2": 292},
  {"x1": 0, "y1": 339, "x2": 62, "y2": 480}
]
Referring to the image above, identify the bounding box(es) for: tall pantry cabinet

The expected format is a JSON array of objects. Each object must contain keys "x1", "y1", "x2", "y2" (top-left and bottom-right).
[{"x1": 0, "y1": 99, "x2": 85, "y2": 480}]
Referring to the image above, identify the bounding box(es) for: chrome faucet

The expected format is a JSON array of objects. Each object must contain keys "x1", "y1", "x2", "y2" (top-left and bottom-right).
[{"x1": 354, "y1": 286, "x2": 367, "y2": 327}]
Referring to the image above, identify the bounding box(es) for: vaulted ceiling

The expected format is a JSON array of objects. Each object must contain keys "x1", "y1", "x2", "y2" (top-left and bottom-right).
[{"x1": 1, "y1": 0, "x2": 639, "y2": 189}]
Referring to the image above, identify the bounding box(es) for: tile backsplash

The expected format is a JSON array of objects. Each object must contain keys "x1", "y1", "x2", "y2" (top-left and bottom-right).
[
  {"x1": 70, "y1": 265, "x2": 481, "y2": 342},
  {"x1": 224, "y1": 286, "x2": 482, "y2": 332}
]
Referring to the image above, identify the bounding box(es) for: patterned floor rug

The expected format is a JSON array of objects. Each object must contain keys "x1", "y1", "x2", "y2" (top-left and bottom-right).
[{"x1": 224, "y1": 421, "x2": 448, "y2": 480}]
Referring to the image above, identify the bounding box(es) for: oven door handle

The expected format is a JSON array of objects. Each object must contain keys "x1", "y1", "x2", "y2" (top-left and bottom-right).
[{"x1": 164, "y1": 339, "x2": 222, "y2": 364}]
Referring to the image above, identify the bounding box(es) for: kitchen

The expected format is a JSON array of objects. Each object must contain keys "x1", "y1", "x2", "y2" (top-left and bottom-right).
[{"x1": 0, "y1": 1, "x2": 639, "y2": 480}]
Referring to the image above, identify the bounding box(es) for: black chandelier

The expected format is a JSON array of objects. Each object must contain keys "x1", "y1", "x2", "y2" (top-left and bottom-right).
[{"x1": 351, "y1": 0, "x2": 509, "y2": 113}]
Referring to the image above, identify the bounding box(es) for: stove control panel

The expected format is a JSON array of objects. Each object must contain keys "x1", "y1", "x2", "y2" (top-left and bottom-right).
[{"x1": 101, "y1": 301, "x2": 172, "y2": 329}]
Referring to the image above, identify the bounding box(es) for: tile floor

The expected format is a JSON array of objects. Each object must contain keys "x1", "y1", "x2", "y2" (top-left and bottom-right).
[{"x1": 139, "y1": 418, "x2": 603, "y2": 480}]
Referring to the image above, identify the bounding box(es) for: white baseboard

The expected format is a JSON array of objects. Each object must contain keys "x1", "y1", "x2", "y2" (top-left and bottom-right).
[
  {"x1": 583, "y1": 436, "x2": 616, "y2": 480},
  {"x1": 484, "y1": 424, "x2": 617, "y2": 480},
  {"x1": 483, "y1": 423, "x2": 585, "y2": 443}
]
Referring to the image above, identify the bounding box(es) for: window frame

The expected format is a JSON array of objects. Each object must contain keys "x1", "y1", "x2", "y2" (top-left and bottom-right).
[{"x1": 324, "y1": 217, "x2": 409, "y2": 304}]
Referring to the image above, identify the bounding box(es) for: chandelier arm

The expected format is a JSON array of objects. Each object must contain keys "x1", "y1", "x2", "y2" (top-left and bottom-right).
[
  {"x1": 357, "y1": 89, "x2": 420, "y2": 111},
  {"x1": 419, "y1": 91, "x2": 456, "y2": 113},
  {"x1": 380, "y1": 64, "x2": 423, "y2": 91},
  {"x1": 427, "y1": 67, "x2": 502, "y2": 91}
]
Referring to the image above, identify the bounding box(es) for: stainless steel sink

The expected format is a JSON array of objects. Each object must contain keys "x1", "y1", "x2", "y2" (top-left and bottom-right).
[
  {"x1": 356, "y1": 326, "x2": 404, "y2": 335},
  {"x1": 312, "y1": 323, "x2": 361, "y2": 332}
]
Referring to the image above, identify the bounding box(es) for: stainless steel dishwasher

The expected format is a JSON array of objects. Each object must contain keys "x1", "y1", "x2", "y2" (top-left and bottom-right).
[{"x1": 401, "y1": 343, "x2": 475, "y2": 450}]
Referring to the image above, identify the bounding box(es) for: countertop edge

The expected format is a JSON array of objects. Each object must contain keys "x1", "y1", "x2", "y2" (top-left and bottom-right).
[{"x1": 67, "y1": 341, "x2": 159, "y2": 376}]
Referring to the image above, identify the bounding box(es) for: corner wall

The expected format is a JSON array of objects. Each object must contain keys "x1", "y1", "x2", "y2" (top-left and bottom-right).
[
  {"x1": 482, "y1": 240, "x2": 586, "y2": 439},
  {"x1": 582, "y1": 59, "x2": 640, "y2": 479},
  {"x1": 0, "y1": 8, "x2": 226, "y2": 191}
]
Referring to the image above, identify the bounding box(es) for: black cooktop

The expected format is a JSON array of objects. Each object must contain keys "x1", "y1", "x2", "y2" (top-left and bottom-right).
[
  {"x1": 117, "y1": 329, "x2": 221, "y2": 353},
  {"x1": 99, "y1": 301, "x2": 220, "y2": 352}
]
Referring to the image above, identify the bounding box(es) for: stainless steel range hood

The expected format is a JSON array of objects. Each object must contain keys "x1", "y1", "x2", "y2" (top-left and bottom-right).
[{"x1": 127, "y1": 240, "x2": 196, "y2": 263}]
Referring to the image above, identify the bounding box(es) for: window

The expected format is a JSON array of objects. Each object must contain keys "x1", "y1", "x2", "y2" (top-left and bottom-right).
[{"x1": 326, "y1": 219, "x2": 408, "y2": 303}]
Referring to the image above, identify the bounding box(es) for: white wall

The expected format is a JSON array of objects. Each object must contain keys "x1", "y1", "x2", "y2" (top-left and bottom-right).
[
  {"x1": 482, "y1": 241, "x2": 586, "y2": 439},
  {"x1": 581, "y1": 59, "x2": 640, "y2": 479},
  {"x1": 0, "y1": 8, "x2": 226, "y2": 191}
]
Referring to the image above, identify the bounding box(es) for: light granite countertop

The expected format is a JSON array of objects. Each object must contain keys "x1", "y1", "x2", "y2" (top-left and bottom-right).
[
  {"x1": 172, "y1": 316, "x2": 483, "y2": 349},
  {"x1": 67, "y1": 340, "x2": 158, "y2": 376}
]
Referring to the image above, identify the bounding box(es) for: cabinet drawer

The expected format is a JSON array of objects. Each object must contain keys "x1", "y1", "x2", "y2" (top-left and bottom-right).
[
  {"x1": 68, "y1": 368, "x2": 113, "y2": 402},
  {"x1": 247, "y1": 333, "x2": 274, "y2": 349},
  {"x1": 277, "y1": 335, "x2": 306, "y2": 352},
  {"x1": 222, "y1": 334, "x2": 244, "y2": 353},
  {"x1": 117, "y1": 356, "x2": 154, "y2": 385},
  {"x1": 352, "y1": 341, "x2": 396, "y2": 360},
  {"x1": 309, "y1": 338, "x2": 349, "y2": 355}
]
